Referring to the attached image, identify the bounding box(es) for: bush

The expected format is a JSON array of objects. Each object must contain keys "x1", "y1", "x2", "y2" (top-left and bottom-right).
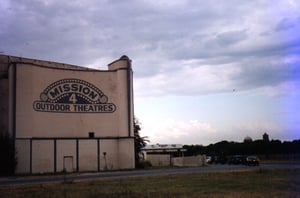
[
  {"x1": 136, "y1": 160, "x2": 152, "y2": 169},
  {"x1": 0, "y1": 132, "x2": 17, "y2": 176}
]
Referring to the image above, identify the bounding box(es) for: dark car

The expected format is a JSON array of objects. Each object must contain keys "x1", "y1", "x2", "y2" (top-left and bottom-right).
[
  {"x1": 228, "y1": 155, "x2": 245, "y2": 165},
  {"x1": 245, "y1": 156, "x2": 260, "y2": 166}
]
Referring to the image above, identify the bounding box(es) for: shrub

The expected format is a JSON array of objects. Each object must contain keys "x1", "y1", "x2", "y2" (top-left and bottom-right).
[
  {"x1": 136, "y1": 160, "x2": 152, "y2": 169},
  {"x1": 0, "y1": 132, "x2": 17, "y2": 176}
]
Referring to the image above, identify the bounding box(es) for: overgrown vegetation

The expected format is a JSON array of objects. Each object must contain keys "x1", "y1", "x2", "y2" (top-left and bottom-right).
[
  {"x1": 134, "y1": 117, "x2": 149, "y2": 168},
  {"x1": 0, "y1": 169, "x2": 299, "y2": 197},
  {"x1": 0, "y1": 131, "x2": 17, "y2": 176},
  {"x1": 135, "y1": 160, "x2": 152, "y2": 169}
]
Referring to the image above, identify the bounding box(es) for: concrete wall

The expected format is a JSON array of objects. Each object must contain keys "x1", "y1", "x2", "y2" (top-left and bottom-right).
[
  {"x1": 56, "y1": 140, "x2": 77, "y2": 172},
  {"x1": 172, "y1": 155, "x2": 206, "y2": 167},
  {"x1": 79, "y1": 140, "x2": 98, "y2": 172},
  {"x1": 15, "y1": 138, "x2": 135, "y2": 174},
  {"x1": 32, "y1": 140, "x2": 54, "y2": 174},
  {"x1": 118, "y1": 138, "x2": 135, "y2": 169},
  {"x1": 147, "y1": 154, "x2": 171, "y2": 166},
  {"x1": 146, "y1": 155, "x2": 207, "y2": 167},
  {"x1": 15, "y1": 63, "x2": 129, "y2": 138},
  {"x1": 15, "y1": 139, "x2": 30, "y2": 174},
  {"x1": 100, "y1": 139, "x2": 118, "y2": 170}
]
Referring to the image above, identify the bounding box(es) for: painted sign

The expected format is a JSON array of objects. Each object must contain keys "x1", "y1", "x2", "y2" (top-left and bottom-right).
[{"x1": 33, "y1": 79, "x2": 116, "y2": 113}]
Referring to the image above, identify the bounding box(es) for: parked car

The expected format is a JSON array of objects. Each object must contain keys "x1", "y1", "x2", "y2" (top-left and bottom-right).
[
  {"x1": 215, "y1": 155, "x2": 228, "y2": 164},
  {"x1": 228, "y1": 155, "x2": 245, "y2": 165},
  {"x1": 245, "y1": 156, "x2": 260, "y2": 166}
]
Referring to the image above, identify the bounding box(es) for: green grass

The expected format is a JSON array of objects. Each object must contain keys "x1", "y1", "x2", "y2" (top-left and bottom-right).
[{"x1": 1, "y1": 168, "x2": 299, "y2": 198}]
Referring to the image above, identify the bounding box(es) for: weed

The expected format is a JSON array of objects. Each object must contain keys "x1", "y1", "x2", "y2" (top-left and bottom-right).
[{"x1": 0, "y1": 169, "x2": 299, "y2": 198}]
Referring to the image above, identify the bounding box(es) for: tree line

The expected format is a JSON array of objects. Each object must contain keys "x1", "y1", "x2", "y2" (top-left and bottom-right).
[{"x1": 183, "y1": 135, "x2": 300, "y2": 160}]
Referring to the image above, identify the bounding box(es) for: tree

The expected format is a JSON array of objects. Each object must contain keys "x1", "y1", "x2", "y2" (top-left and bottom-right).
[
  {"x1": 263, "y1": 132, "x2": 270, "y2": 159},
  {"x1": 0, "y1": 131, "x2": 17, "y2": 176},
  {"x1": 134, "y1": 117, "x2": 149, "y2": 166},
  {"x1": 243, "y1": 136, "x2": 253, "y2": 143}
]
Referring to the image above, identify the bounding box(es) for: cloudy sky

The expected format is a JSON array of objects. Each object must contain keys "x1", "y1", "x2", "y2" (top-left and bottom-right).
[{"x1": 1, "y1": 0, "x2": 300, "y2": 145}]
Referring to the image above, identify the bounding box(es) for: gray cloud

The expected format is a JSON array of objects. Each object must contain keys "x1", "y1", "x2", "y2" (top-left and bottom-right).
[
  {"x1": 1, "y1": 0, "x2": 300, "y2": 97},
  {"x1": 275, "y1": 17, "x2": 296, "y2": 32},
  {"x1": 232, "y1": 58, "x2": 300, "y2": 91},
  {"x1": 215, "y1": 30, "x2": 248, "y2": 46}
]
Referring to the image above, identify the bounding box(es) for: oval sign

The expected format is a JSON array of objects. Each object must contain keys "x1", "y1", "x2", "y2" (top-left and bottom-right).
[{"x1": 33, "y1": 78, "x2": 116, "y2": 113}]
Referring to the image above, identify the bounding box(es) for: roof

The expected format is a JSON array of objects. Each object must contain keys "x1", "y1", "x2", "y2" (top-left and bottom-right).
[
  {"x1": 0, "y1": 54, "x2": 97, "y2": 71},
  {"x1": 142, "y1": 144, "x2": 183, "y2": 150}
]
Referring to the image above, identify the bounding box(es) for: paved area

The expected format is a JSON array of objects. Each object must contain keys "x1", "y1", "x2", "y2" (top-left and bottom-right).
[{"x1": 0, "y1": 163, "x2": 299, "y2": 186}]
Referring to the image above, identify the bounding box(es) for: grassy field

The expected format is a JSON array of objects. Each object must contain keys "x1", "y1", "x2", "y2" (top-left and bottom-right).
[{"x1": 0, "y1": 168, "x2": 299, "y2": 198}]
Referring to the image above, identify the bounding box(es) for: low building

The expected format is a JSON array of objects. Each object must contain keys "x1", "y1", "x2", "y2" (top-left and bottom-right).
[
  {"x1": 142, "y1": 144, "x2": 186, "y2": 166},
  {"x1": 0, "y1": 55, "x2": 135, "y2": 174}
]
